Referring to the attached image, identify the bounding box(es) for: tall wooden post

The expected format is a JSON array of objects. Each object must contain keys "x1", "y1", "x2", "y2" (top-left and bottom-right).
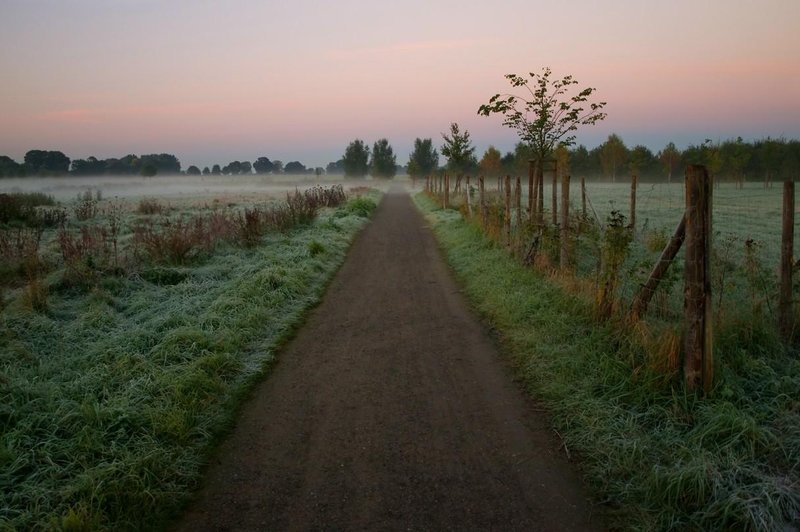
[
  {"x1": 560, "y1": 174, "x2": 570, "y2": 269},
  {"x1": 551, "y1": 160, "x2": 558, "y2": 226},
  {"x1": 630, "y1": 174, "x2": 638, "y2": 229},
  {"x1": 684, "y1": 165, "x2": 713, "y2": 393},
  {"x1": 780, "y1": 180, "x2": 795, "y2": 340},
  {"x1": 581, "y1": 177, "x2": 587, "y2": 218},
  {"x1": 504, "y1": 175, "x2": 511, "y2": 246},
  {"x1": 479, "y1": 176, "x2": 487, "y2": 231},
  {"x1": 528, "y1": 159, "x2": 536, "y2": 222},
  {"x1": 515, "y1": 175, "x2": 522, "y2": 235},
  {"x1": 537, "y1": 162, "x2": 544, "y2": 225},
  {"x1": 465, "y1": 176, "x2": 473, "y2": 218}
]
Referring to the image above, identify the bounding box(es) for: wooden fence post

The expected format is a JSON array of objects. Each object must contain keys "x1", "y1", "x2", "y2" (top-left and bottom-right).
[
  {"x1": 515, "y1": 175, "x2": 522, "y2": 237},
  {"x1": 479, "y1": 176, "x2": 487, "y2": 231},
  {"x1": 780, "y1": 179, "x2": 795, "y2": 340},
  {"x1": 630, "y1": 174, "x2": 638, "y2": 230},
  {"x1": 684, "y1": 165, "x2": 713, "y2": 394},
  {"x1": 551, "y1": 160, "x2": 558, "y2": 226},
  {"x1": 560, "y1": 174, "x2": 570, "y2": 269},
  {"x1": 528, "y1": 159, "x2": 536, "y2": 222},
  {"x1": 581, "y1": 177, "x2": 587, "y2": 218},
  {"x1": 504, "y1": 175, "x2": 511, "y2": 246},
  {"x1": 465, "y1": 176, "x2": 472, "y2": 218},
  {"x1": 537, "y1": 162, "x2": 544, "y2": 225}
]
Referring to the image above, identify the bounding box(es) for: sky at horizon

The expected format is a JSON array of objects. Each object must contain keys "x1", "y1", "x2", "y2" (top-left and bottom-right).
[{"x1": 1, "y1": 0, "x2": 799, "y2": 170}]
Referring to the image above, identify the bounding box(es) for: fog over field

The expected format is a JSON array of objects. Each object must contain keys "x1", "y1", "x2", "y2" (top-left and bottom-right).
[{"x1": 0, "y1": 174, "x2": 396, "y2": 201}]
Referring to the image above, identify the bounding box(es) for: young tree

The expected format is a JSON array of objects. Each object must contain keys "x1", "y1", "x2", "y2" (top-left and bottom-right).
[
  {"x1": 478, "y1": 146, "x2": 502, "y2": 179},
  {"x1": 628, "y1": 145, "x2": 656, "y2": 178},
  {"x1": 569, "y1": 144, "x2": 593, "y2": 176},
  {"x1": 407, "y1": 138, "x2": 439, "y2": 179},
  {"x1": 370, "y1": 138, "x2": 397, "y2": 178},
  {"x1": 440, "y1": 123, "x2": 476, "y2": 176},
  {"x1": 599, "y1": 133, "x2": 627, "y2": 182},
  {"x1": 554, "y1": 144, "x2": 570, "y2": 177},
  {"x1": 658, "y1": 142, "x2": 681, "y2": 182},
  {"x1": 478, "y1": 67, "x2": 606, "y2": 215},
  {"x1": 721, "y1": 137, "x2": 751, "y2": 184},
  {"x1": 343, "y1": 139, "x2": 370, "y2": 177}
]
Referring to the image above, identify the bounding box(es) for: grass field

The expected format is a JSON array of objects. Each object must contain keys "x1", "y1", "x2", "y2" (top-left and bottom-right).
[
  {"x1": 415, "y1": 191, "x2": 800, "y2": 531},
  {"x1": 0, "y1": 186, "x2": 379, "y2": 530}
]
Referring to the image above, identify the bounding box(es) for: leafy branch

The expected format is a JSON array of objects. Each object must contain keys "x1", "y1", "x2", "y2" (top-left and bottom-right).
[{"x1": 477, "y1": 67, "x2": 607, "y2": 161}]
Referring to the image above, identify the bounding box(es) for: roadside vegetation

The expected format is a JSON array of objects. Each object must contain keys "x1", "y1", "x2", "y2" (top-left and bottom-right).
[
  {"x1": 0, "y1": 186, "x2": 378, "y2": 530},
  {"x1": 415, "y1": 191, "x2": 800, "y2": 531}
]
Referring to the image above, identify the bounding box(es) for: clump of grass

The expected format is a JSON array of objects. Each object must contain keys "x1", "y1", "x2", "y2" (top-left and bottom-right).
[
  {"x1": 340, "y1": 196, "x2": 377, "y2": 218},
  {"x1": 308, "y1": 240, "x2": 325, "y2": 257},
  {"x1": 137, "y1": 197, "x2": 165, "y2": 215}
]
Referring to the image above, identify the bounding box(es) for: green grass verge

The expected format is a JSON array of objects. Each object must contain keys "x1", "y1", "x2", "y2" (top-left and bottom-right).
[
  {"x1": 0, "y1": 193, "x2": 379, "y2": 531},
  {"x1": 414, "y1": 192, "x2": 800, "y2": 531}
]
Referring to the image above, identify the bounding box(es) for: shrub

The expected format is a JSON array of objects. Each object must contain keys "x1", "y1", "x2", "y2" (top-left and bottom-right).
[
  {"x1": 137, "y1": 198, "x2": 164, "y2": 215},
  {"x1": 0, "y1": 227, "x2": 44, "y2": 286},
  {"x1": 0, "y1": 192, "x2": 56, "y2": 225},
  {"x1": 341, "y1": 196, "x2": 377, "y2": 218},
  {"x1": 58, "y1": 225, "x2": 113, "y2": 286},
  {"x1": 74, "y1": 195, "x2": 98, "y2": 221},
  {"x1": 132, "y1": 217, "x2": 209, "y2": 265}
]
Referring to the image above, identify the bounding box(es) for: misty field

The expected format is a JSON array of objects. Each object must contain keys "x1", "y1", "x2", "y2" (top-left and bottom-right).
[{"x1": 0, "y1": 182, "x2": 379, "y2": 529}]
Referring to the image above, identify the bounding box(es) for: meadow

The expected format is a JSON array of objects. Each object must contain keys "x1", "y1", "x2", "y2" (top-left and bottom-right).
[
  {"x1": 417, "y1": 180, "x2": 800, "y2": 530},
  {"x1": 0, "y1": 182, "x2": 380, "y2": 530}
]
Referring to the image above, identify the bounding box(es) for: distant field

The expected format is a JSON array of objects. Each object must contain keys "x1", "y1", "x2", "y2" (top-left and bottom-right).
[
  {"x1": 581, "y1": 181, "x2": 792, "y2": 267},
  {"x1": 0, "y1": 174, "x2": 394, "y2": 201},
  {"x1": 473, "y1": 179, "x2": 793, "y2": 268}
]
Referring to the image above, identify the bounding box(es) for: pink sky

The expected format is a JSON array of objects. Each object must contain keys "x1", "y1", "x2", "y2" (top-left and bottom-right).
[{"x1": 1, "y1": 0, "x2": 798, "y2": 169}]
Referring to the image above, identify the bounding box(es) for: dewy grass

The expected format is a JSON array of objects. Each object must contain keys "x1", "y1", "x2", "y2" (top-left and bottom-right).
[
  {"x1": 413, "y1": 192, "x2": 800, "y2": 531},
  {"x1": 0, "y1": 190, "x2": 380, "y2": 531}
]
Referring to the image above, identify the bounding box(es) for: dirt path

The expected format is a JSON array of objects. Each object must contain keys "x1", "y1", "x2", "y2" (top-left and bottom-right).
[{"x1": 175, "y1": 188, "x2": 602, "y2": 531}]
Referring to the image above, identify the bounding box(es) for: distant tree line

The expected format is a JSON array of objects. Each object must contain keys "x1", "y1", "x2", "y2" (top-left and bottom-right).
[
  {"x1": 3, "y1": 136, "x2": 798, "y2": 182},
  {"x1": 555, "y1": 135, "x2": 800, "y2": 183},
  {"x1": 0, "y1": 151, "x2": 327, "y2": 178},
  {"x1": 425, "y1": 134, "x2": 800, "y2": 184}
]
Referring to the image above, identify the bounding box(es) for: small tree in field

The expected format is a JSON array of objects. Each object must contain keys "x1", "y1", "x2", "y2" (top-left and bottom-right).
[
  {"x1": 343, "y1": 139, "x2": 370, "y2": 178},
  {"x1": 441, "y1": 123, "x2": 477, "y2": 175},
  {"x1": 370, "y1": 138, "x2": 397, "y2": 178},
  {"x1": 407, "y1": 138, "x2": 439, "y2": 185},
  {"x1": 478, "y1": 67, "x2": 606, "y2": 220}
]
